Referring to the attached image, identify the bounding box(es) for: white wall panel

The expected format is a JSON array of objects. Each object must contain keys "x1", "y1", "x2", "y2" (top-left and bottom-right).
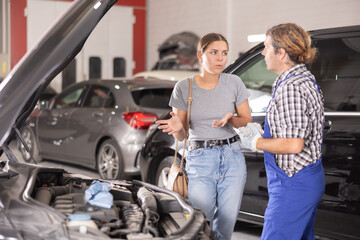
[
  {"x1": 230, "y1": 0, "x2": 360, "y2": 65},
  {"x1": 27, "y1": 0, "x2": 133, "y2": 92},
  {"x1": 82, "y1": 6, "x2": 133, "y2": 80},
  {"x1": 147, "y1": 0, "x2": 228, "y2": 70},
  {"x1": 147, "y1": 0, "x2": 360, "y2": 70},
  {"x1": 27, "y1": 0, "x2": 70, "y2": 92}
]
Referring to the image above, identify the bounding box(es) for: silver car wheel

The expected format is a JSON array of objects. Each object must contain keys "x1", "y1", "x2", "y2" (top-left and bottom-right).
[
  {"x1": 98, "y1": 140, "x2": 121, "y2": 179},
  {"x1": 155, "y1": 156, "x2": 178, "y2": 187},
  {"x1": 157, "y1": 166, "x2": 171, "y2": 188}
]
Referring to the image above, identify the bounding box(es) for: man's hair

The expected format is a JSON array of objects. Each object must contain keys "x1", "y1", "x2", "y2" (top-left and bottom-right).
[{"x1": 266, "y1": 23, "x2": 317, "y2": 64}]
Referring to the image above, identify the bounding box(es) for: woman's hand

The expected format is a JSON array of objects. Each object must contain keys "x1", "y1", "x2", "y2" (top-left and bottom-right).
[
  {"x1": 156, "y1": 112, "x2": 185, "y2": 135},
  {"x1": 212, "y1": 112, "x2": 234, "y2": 128}
]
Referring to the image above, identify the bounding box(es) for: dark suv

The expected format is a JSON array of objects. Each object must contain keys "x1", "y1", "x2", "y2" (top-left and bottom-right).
[{"x1": 139, "y1": 25, "x2": 360, "y2": 240}]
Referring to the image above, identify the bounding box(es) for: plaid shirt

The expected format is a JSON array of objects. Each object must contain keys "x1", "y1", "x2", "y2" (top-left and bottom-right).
[{"x1": 266, "y1": 64, "x2": 324, "y2": 177}]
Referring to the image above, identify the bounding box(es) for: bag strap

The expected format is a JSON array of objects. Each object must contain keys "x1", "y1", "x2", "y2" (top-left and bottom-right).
[
  {"x1": 174, "y1": 78, "x2": 192, "y2": 169},
  {"x1": 185, "y1": 78, "x2": 192, "y2": 137}
]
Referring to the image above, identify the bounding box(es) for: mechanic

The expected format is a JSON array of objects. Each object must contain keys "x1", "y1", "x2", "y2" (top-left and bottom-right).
[{"x1": 239, "y1": 23, "x2": 325, "y2": 239}]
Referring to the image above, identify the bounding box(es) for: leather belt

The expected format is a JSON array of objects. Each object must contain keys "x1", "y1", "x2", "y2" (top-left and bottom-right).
[{"x1": 188, "y1": 135, "x2": 240, "y2": 150}]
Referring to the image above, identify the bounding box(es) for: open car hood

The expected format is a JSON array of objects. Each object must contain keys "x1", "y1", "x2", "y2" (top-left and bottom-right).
[
  {"x1": 0, "y1": 0, "x2": 117, "y2": 157},
  {"x1": 0, "y1": 2, "x2": 214, "y2": 239}
]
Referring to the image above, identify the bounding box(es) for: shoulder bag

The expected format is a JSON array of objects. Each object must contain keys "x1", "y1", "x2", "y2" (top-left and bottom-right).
[{"x1": 165, "y1": 78, "x2": 192, "y2": 198}]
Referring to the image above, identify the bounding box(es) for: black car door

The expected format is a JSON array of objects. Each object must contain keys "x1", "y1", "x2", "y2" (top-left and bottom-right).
[{"x1": 310, "y1": 35, "x2": 360, "y2": 238}]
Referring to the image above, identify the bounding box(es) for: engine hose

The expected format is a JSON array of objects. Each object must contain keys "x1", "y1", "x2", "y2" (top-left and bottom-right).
[
  {"x1": 35, "y1": 187, "x2": 54, "y2": 205},
  {"x1": 137, "y1": 187, "x2": 157, "y2": 212},
  {"x1": 143, "y1": 224, "x2": 159, "y2": 237},
  {"x1": 142, "y1": 208, "x2": 159, "y2": 237},
  {"x1": 132, "y1": 180, "x2": 195, "y2": 237}
]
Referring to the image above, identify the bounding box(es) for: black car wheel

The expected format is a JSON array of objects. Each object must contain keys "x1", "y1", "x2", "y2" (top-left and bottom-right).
[
  {"x1": 19, "y1": 127, "x2": 42, "y2": 163},
  {"x1": 97, "y1": 139, "x2": 123, "y2": 179},
  {"x1": 155, "y1": 156, "x2": 176, "y2": 187}
]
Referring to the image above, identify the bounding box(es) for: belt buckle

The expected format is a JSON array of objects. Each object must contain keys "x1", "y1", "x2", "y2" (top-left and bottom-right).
[
  {"x1": 190, "y1": 142, "x2": 199, "y2": 151},
  {"x1": 209, "y1": 140, "x2": 216, "y2": 148}
]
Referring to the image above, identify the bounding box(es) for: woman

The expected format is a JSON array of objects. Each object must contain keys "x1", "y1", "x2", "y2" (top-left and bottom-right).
[
  {"x1": 239, "y1": 23, "x2": 325, "y2": 239},
  {"x1": 156, "y1": 33, "x2": 251, "y2": 240}
]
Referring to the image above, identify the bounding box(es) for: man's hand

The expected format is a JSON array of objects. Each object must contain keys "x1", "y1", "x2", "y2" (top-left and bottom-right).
[{"x1": 238, "y1": 122, "x2": 263, "y2": 151}]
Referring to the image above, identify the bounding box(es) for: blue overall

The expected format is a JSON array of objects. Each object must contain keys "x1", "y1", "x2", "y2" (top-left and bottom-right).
[{"x1": 260, "y1": 75, "x2": 325, "y2": 240}]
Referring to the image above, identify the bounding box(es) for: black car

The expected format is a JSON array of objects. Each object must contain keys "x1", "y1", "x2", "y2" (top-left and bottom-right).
[
  {"x1": 139, "y1": 25, "x2": 360, "y2": 240},
  {"x1": 0, "y1": 0, "x2": 213, "y2": 239}
]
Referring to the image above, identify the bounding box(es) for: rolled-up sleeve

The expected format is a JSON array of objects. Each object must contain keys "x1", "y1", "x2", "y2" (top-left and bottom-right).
[
  {"x1": 274, "y1": 83, "x2": 309, "y2": 139},
  {"x1": 235, "y1": 76, "x2": 251, "y2": 107},
  {"x1": 169, "y1": 79, "x2": 187, "y2": 112}
]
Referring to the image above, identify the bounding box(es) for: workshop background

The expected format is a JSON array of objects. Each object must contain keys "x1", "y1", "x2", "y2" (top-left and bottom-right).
[{"x1": 1, "y1": 0, "x2": 359, "y2": 91}]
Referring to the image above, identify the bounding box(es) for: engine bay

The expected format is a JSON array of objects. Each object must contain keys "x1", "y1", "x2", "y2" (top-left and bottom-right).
[{"x1": 30, "y1": 169, "x2": 211, "y2": 239}]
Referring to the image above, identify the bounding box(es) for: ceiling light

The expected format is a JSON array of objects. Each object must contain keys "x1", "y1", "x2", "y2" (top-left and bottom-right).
[{"x1": 247, "y1": 34, "x2": 266, "y2": 43}]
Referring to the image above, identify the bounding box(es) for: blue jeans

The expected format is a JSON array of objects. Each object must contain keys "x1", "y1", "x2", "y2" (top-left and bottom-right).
[{"x1": 185, "y1": 142, "x2": 247, "y2": 240}]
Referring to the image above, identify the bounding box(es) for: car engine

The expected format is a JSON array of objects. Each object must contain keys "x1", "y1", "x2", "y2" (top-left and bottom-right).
[{"x1": 31, "y1": 170, "x2": 212, "y2": 239}]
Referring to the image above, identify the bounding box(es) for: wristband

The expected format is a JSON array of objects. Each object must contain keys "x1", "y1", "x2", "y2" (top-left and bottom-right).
[
  {"x1": 255, "y1": 137, "x2": 261, "y2": 150},
  {"x1": 250, "y1": 136, "x2": 261, "y2": 151}
]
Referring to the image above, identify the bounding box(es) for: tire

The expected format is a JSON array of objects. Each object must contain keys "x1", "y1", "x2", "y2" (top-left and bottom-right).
[
  {"x1": 97, "y1": 139, "x2": 123, "y2": 179},
  {"x1": 18, "y1": 127, "x2": 42, "y2": 163},
  {"x1": 154, "y1": 155, "x2": 185, "y2": 188}
]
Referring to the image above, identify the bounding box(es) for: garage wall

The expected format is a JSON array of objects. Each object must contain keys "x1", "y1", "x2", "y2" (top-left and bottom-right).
[
  {"x1": 147, "y1": 0, "x2": 229, "y2": 70},
  {"x1": 147, "y1": 0, "x2": 360, "y2": 70},
  {"x1": 9, "y1": 0, "x2": 146, "y2": 90}
]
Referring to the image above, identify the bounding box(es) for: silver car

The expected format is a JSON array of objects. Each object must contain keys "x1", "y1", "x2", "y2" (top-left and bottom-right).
[{"x1": 20, "y1": 78, "x2": 175, "y2": 179}]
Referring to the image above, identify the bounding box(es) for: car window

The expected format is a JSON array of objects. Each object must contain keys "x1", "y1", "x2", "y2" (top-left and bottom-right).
[
  {"x1": 52, "y1": 86, "x2": 84, "y2": 109},
  {"x1": 83, "y1": 85, "x2": 115, "y2": 108},
  {"x1": 311, "y1": 36, "x2": 360, "y2": 112},
  {"x1": 232, "y1": 54, "x2": 277, "y2": 112},
  {"x1": 131, "y1": 88, "x2": 173, "y2": 109}
]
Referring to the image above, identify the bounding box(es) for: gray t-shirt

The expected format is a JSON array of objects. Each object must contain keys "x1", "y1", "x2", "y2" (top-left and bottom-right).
[{"x1": 169, "y1": 73, "x2": 250, "y2": 140}]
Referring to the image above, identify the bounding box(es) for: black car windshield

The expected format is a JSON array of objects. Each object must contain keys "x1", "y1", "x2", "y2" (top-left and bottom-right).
[{"x1": 233, "y1": 53, "x2": 277, "y2": 92}]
